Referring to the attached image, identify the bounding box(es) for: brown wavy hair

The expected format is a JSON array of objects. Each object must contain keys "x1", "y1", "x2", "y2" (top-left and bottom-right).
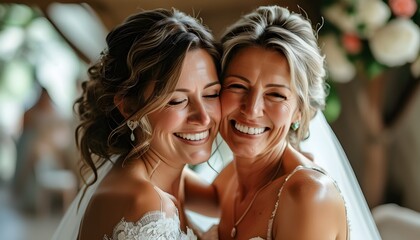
[{"x1": 74, "y1": 8, "x2": 220, "y2": 191}]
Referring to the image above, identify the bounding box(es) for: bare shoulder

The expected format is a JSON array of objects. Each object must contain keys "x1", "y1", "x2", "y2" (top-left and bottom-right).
[
  {"x1": 274, "y1": 167, "x2": 348, "y2": 240},
  {"x1": 284, "y1": 167, "x2": 343, "y2": 203},
  {"x1": 78, "y1": 179, "x2": 163, "y2": 239}
]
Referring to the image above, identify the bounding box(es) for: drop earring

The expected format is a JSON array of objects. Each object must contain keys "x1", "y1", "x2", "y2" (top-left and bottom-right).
[
  {"x1": 127, "y1": 120, "x2": 139, "y2": 141},
  {"x1": 291, "y1": 121, "x2": 300, "y2": 131}
]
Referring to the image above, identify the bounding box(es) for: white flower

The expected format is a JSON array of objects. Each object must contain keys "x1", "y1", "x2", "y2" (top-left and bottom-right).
[
  {"x1": 369, "y1": 18, "x2": 420, "y2": 67},
  {"x1": 320, "y1": 34, "x2": 356, "y2": 83},
  {"x1": 323, "y1": 3, "x2": 358, "y2": 33},
  {"x1": 356, "y1": 0, "x2": 391, "y2": 37},
  {"x1": 411, "y1": 56, "x2": 420, "y2": 78}
]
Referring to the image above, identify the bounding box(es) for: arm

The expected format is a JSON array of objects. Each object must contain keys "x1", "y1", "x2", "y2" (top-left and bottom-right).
[
  {"x1": 184, "y1": 167, "x2": 220, "y2": 217},
  {"x1": 184, "y1": 161, "x2": 236, "y2": 218},
  {"x1": 273, "y1": 168, "x2": 348, "y2": 240}
]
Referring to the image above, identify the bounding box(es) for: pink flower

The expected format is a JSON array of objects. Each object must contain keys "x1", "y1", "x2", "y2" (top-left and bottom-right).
[
  {"x1": 342, "y1": 33, "x2": 362, "y2": 54},
  {"x1": 388, "y1": 0, "x2": 418, "y2": 18}
]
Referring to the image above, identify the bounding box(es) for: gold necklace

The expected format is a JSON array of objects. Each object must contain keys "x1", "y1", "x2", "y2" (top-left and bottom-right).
[{"x1": 231, "y1": 156, "x2": 284, "y2": 238}]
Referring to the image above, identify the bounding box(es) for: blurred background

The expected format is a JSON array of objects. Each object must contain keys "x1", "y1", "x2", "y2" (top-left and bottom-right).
[{"x1": 0, "y1": 0, "x2": 419, "y2": 239}]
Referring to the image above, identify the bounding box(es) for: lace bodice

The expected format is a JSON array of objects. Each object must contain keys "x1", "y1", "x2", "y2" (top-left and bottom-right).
[{"x1": 104, "y1": 211, "x2": 197, "y2": 240}]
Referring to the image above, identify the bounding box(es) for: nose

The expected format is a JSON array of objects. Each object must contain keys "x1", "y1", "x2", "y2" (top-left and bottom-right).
[
  {"x1": 241, "y1": 90, "x2": 264, "y2": 118},
  {"x1": 188, "y1": 99, "x2": 211, "y2": 126}
]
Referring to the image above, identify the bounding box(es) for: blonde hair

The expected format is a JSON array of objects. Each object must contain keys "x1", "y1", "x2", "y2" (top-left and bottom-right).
[{"x1": 221, "y1": 5, "x2": 327, "y2": 147}]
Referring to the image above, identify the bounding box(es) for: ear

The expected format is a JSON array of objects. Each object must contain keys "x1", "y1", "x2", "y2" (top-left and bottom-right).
[
  {"x1": 114, "y1": 94, "x2": 131, "y2": 119},
  {"x1": 292, "y1": 109, "x2": 302, "y2": 123}
]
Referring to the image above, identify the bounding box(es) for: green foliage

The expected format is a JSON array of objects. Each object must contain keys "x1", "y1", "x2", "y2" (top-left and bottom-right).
[{"x1": 323, "y1": 82, "x2": 341, "y2": 123}]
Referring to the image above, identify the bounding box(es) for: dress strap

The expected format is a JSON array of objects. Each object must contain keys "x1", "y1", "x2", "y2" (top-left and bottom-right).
[
  {"x1": 266, "y1": 165, "x2": 336, "y2": 240},
  {"x1": 152, "y1": 186, "x2": 164, "y2": 213},
  {"x1": 266, "y1": 165, "x2": 306, "y2": 239}
]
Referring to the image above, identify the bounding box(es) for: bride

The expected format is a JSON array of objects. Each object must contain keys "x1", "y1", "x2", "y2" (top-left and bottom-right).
[{"x1": 53, "y1": 7, "x2": 221, "y2": 240}]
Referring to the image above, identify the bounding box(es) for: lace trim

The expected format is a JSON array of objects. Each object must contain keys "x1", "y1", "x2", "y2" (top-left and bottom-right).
[{"x1": 104, "y1": 211, "x2": 197, "y2": 240}]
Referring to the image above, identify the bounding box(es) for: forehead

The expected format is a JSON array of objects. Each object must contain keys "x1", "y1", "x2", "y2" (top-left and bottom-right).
[
  {"x1": 226, "y1": 46, "x2": 291, "y2": 84},
  {"x1": 176, "y1": 48, "x2": 218, "y2": 87}
]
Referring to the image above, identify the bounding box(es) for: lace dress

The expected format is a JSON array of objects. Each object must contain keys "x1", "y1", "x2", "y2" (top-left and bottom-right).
[
  {"x1": 104, "y1": 211, "x2": 197, "y2": 240},
  {"x1": 104, "y1": 185, "x2": 197, "y2": 240}
]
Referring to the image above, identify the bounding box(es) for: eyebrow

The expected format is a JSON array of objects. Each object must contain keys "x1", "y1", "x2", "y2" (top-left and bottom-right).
[
  {"x1": 225, "y1": 74, "x2": 291, "y2": 90},
  {"x1": 174, "y1": 80, "x2": 220, "y2": 92}
]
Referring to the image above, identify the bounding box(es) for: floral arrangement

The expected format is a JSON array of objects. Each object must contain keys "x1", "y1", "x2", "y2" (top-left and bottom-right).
[{"x1": 320, "y1": 0, "x2": 420, "y2": 83}]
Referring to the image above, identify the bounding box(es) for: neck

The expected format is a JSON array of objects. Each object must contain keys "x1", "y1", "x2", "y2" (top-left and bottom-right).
[
  {"x1": 234, "y1": 143, "x2": 287, "y2": 199},
  {"x1": 140, "y1": 148, "x2": 185, "y2": 198}
]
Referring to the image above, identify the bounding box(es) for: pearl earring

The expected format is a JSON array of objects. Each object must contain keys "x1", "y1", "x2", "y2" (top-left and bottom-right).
[{"x1": 127, "y1": 120, "x2": 139, "y2": 141}]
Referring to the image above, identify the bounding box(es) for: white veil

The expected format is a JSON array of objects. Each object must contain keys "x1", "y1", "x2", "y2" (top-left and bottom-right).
[
  {"x1": 52, "y1": 111, "x2": 381, "y2": 240},
  {"x1": 300, "y1": 111, "x2": 381, "y2": 240},
  {"x1": 51, "y1": 160, "x2": 114, "y2": 240}
]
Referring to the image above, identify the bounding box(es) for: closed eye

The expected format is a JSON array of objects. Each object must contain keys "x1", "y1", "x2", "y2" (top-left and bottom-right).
[
  {"x1": 228, "y1": 84, "x2": 247, "y2": 90},
  {"x1": 168, "y1": 99, "x2": 187, "y2": 105},
  {"x1": 267, "y1": 92, "x2": 287, "y2": 100},
  {"x1": 204, "y1": 93, "x2": 219, "y2": 98}
]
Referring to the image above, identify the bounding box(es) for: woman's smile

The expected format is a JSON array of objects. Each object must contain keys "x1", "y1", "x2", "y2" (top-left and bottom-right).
[
  {"x1": 232, "y1": 120, "x2": 268, "y2": 135},
  {"x1": 174, "y1": 129, "x2": 210, "y2": 142}
]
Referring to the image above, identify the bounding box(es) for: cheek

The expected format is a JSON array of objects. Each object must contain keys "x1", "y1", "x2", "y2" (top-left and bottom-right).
[
  {"x1": 219, "y1": 93, "x2": 238, "y2": 138},
  {"x1": 220, "y1": 92, "x2": 239, "y2": 117},
  {"x1": 149, "y1": 110, "x2": 186, "y2": 133},
  {"x1": 269, "y1": 103, "x2": 294, "y2": 127},
  {"x1": 206, "y1": 100, "x2": 222, "y2": 122}
]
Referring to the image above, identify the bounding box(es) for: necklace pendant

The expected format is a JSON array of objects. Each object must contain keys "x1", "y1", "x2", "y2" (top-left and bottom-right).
[{"x1": 231, "y1": 227, "x2": 237, "y2": 238}]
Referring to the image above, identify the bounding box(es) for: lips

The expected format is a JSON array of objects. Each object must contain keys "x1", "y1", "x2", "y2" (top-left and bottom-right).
[
  {"x1": 174, "y1": 130, "x2": 209, "y2": 141},
  {"x1": 233, "y1": 121, "x2": 267, "y2": 135}
]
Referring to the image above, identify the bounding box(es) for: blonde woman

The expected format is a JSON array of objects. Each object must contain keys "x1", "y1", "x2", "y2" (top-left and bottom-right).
[{"x1": 186, "y1": 5, "x2": 380, "y2": 240}]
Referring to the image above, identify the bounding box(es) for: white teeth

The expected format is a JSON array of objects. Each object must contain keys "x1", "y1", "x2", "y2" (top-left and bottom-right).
[
  {"x1": 235, "y1": 122, "x2": 265, "y2": 135},
  {"x1": 175, "y1": 131, "x2": 209, "y2": 141}
]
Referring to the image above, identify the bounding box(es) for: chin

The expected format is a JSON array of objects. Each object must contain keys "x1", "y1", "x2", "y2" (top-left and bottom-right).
[
  {"x1": 230, "y1": 145, "x2": 261, "y2": 158},
  {"x1": 187, "y1": 150, "x2": 212, "y2": 165}
]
